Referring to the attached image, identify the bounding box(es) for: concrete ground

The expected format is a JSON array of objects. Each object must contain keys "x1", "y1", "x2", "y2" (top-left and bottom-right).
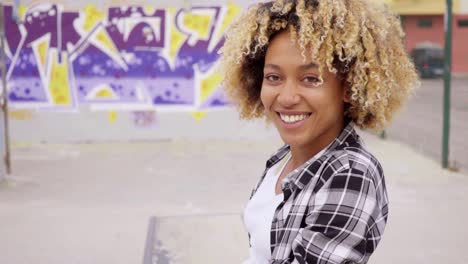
[{"x1": 1, "y1": 130, "x2": 468, "y2": 264}]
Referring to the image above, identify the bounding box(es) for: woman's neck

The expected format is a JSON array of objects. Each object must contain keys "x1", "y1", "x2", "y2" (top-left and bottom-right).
[{"x1": 288, "y1": 123, "x2": 345, "y2": 169}]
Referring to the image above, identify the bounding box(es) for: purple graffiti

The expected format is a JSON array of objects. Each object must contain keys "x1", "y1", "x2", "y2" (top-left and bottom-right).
[
  {"x1": 3, "y1": 3, "x2": 231, "y2": 108},
  {"x1": 106, "y1": 7, "x2": 166, "y2": 51},
  {"x1": 132, "y1": 110, "x2": 157, "y2": 127}
]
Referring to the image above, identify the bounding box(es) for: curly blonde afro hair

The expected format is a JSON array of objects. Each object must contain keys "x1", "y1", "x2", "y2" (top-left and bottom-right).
[{"x1": 218, "y1": 0, "x2": 420, "y2": 130}]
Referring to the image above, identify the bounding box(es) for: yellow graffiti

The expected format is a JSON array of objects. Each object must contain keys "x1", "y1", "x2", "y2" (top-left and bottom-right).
[
  {"x1": 81, "y1": 5, "x2": 124, "y2": 70},
  {"x1": 96, "y1": 86, "x2": 116, "y2": 99},
  {"x1": 144, "y1": 6, "x2": 156, "y2": 15},
  {"x1": 215, "y1": 2, "x2": 241, "y2": 42},
  {"x1": 168, "y1": 8, "x2": 189, "y2": 60},
  {"x1": 95, "y1": 29, "x2": 119, "y2": 55},
  {"x1": 108, "y1": 111, "x2": 117, "y2": 123},
  {"x1": 83, "y1": 5, "x2": 105, "y2": 31},
  {"x1": 49, "y1": 51, "x2": 72, "y2": 106},
  {"x1": 196, "y1": 3, "x2": 241, "y2": 103},
  {"x1": 18, "y1": 4, "x2": 27, "y2": 21},
  {"x1": 9, "y1": 110, "x2": 34, "y2": 120},
  {"x1": 190, "y1": 111, "x2": 207, "y2": 122},
  {"x1": 200, "y1": 73, "x2": 222, "y2": 103},
  {"x1": 31, "y1": 34, "x2": 51, "y2": 79},
  {"x1": 182, "y1": 13, "x2": 213, "y2": 40},
  {"x1": 37, "y1": 39, "x2": 48, "y2": 69}
]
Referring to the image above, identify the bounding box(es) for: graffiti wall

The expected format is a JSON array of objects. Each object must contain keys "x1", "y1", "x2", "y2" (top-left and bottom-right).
[{"x1": 2, "y1": 3, "x2": 241, "y2": 113}]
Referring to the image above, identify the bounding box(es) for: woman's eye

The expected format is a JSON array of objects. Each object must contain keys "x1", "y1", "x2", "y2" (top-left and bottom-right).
[
  {"x1": 264, "y1": 75, "x2": 281, "y2": 82},
  {"x1": 303, "y1": 76, "x2": 319, "y2": 83}
]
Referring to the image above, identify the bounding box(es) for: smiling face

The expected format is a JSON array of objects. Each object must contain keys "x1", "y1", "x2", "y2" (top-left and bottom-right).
[{"x1": 261, "y1": 31, "x2": 347, "y2": 155}]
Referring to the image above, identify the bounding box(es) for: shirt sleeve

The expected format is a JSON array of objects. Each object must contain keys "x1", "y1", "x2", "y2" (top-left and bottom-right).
[{"x1": 289, "y1": 166, "x2": 387, "y2": 264}]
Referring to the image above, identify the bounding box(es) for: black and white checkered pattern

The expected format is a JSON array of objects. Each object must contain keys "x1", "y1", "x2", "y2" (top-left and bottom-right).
[{"x1": 249, "y1": 122, "x2": 389, "y2": 264}]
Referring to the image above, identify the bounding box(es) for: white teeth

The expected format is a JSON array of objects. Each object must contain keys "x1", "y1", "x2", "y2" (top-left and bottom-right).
[{"x1": 280, "y1": 114, "x2": 309, "y2": 123}]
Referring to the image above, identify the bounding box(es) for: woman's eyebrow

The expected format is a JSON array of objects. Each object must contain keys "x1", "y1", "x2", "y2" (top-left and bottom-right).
[
  {"x1": 264, "y1": 63, "x2": 319, "y2": 70},
  {"x1": 264, "y1": 64, "x2": 281, "y2": 70},
  {"x1": 298, "y1": 62, "x2": 319, "y2": 70}
]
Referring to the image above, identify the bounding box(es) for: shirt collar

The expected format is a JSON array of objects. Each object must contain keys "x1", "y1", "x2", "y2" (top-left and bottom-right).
[{"x1": 266, "y1": 121, "x2": 357, "y2": 191}]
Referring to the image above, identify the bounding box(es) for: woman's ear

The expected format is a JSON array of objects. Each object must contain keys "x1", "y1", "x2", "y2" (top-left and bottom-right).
[{"x1": 342, "y1": 84, "x2": 351, "y2": 103}]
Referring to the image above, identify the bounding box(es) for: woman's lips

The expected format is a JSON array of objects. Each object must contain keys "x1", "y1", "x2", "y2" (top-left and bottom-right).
[{"x1": 276, "y1": 111, "x2": 311, "y2": 129}]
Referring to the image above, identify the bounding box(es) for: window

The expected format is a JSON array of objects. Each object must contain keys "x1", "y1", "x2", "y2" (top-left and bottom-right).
[
  {"x1": 418, "y1": 18, "x2": 433, "y2": 28},
  {"x1": 458, "y1": 19, "x2": 468, "y2": 28}
]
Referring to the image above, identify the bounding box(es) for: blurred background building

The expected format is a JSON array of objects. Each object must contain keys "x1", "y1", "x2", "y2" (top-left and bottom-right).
[{"x1": 384, "y1": 0, "x2": 468, "y2": 74}]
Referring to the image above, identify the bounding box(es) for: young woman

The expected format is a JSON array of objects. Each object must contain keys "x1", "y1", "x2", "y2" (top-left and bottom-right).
[{"x1": 219, "y1": 0, "x2": 419, "y2": 263}]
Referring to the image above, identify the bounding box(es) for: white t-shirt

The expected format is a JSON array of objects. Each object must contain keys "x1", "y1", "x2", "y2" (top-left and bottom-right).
[
  {"x1": 242, "y1": 147, "x2": 328, "y2": 264},
  {"x1": 242, "y1": 152, "x2": 291, "y2": 264}
]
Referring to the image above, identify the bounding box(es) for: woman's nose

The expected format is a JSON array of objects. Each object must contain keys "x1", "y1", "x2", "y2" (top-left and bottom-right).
[{"x1": 277, "y1": 81, "x2": 300, "y2": 107}]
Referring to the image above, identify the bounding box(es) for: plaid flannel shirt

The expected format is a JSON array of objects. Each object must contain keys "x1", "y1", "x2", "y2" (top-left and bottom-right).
[{"x1": 249, "y1": 122, "x2": 388, "y2": 264}]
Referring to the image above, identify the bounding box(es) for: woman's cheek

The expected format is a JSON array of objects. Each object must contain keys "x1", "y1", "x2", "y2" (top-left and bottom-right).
[{"x1": 260, "y1": 86, "x2": 272, "y2": 108}]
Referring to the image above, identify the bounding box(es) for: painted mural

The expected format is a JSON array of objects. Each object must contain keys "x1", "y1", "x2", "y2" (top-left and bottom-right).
[{"x1": 1, "y1": 3, "x2": 241, "y2": 113}]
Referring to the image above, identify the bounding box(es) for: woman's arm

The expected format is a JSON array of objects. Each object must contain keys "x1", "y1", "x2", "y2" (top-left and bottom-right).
[{"x1": 289, "y1": 165, "x2": 388, "y2": 264}]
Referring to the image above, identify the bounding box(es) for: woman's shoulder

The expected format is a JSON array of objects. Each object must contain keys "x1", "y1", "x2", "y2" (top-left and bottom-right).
[
  {"x1": 318, "y1": 134, "x2": 384, "y2": 181},
  {"x1": 305, "y1": 139, "x2": 386, "y2": 201}
]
